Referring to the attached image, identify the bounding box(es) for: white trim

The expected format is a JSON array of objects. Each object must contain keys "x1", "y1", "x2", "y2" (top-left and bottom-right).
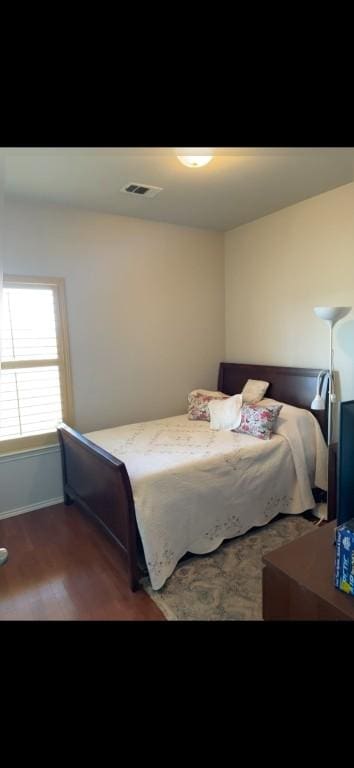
[
  {"x1": 0, "y1": 444, "x2": 60, "y2": 464},
  {"x1": 0, "y1": 496, "x2": 64, "y2": 520},
  {"x1": 1, "y1": 275, "x2": 74, "y2": 453}
]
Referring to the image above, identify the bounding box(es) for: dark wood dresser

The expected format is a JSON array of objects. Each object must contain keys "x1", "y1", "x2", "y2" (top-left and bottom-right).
[{"x1": 263, "y1": 520, "x2": 354, "y2": 620}]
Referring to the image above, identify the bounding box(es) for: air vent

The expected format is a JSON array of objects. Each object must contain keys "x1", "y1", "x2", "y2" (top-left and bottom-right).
[{"x1": 120, "y1": 183, "x2": 163, "y2": 199}]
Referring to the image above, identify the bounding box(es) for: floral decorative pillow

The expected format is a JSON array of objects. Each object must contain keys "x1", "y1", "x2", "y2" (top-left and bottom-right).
[
  {"x1": 233, "y1": 403, "x2": 282, "y2": 440},
  {"x1": 242, "y1": 379, "x2": 270, "y2": 404},
  {"x1": 188, "y1": 389, "x2": 229, "y2": 421}
]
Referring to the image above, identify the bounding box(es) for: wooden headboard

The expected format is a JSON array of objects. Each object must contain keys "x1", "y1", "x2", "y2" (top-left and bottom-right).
[{"x1": 217, "y1": 362, "x2": 328, "y2": 441}]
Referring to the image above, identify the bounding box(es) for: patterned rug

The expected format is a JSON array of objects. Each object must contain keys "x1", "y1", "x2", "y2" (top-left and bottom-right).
[{"x1": 142, "y1": 515, "x2": 315, "y2": 620}]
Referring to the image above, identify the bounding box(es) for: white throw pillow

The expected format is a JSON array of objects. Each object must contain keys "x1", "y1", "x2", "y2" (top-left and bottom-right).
[
  {"x1": 209, "y1": 393, "x2": 243, "y2": 431},
  {"x1": 242, "y1": 379, "x2": 269, "y2": 404}
]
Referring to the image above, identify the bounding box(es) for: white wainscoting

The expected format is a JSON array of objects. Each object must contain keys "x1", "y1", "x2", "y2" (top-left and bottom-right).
[{"x1": 0, "y1": 444, "x2": 64, "y2": 519}]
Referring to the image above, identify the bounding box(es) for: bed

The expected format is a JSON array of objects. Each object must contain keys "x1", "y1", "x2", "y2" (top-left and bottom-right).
[{"x1": 58, "y1": 363, "x2": 329, "y2": 591}]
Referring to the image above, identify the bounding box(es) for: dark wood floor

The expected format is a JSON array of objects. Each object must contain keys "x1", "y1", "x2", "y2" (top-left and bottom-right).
[{"x1": 0, "y1": 503, "x2": 165, "y2": 621}]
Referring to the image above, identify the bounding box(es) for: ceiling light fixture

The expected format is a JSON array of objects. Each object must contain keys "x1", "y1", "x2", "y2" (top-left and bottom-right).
[{"x1": 176, "y1": 149, "x2": 214, "y2": 168}]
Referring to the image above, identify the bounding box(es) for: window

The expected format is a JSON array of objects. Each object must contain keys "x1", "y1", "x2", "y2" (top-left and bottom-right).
[{"x1": 0, "y1": 276, "x2": 73, "y2": 453}]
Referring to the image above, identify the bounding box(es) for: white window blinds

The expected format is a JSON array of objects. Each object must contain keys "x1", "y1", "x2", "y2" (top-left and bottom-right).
[{"x1": 0, "y1": 277, "x2": 73, "y2": 452}]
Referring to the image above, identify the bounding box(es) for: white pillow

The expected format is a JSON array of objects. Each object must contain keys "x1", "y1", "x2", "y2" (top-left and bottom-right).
[
  {"x1": 242, "y1": 379, "x2": 269, "y2": 404},
  {"x1": 209, "y1": 393, "x2": 243, "y2": 431}
]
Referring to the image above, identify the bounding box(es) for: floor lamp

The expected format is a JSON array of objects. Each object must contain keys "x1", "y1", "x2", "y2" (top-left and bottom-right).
[{"x1": 311, "y1": 306, "x2": 351, "y2": 444}]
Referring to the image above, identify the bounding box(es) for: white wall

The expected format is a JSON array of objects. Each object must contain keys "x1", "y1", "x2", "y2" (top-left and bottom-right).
[
  {"x1": 0, "y1": 446, "x2": 63, "y2": 518},
  {"x1": 0, "y1": 157, "x2": 3, "y2": 261},
  {"x1": 0, "y1": 155, "x2": 3, "y2": 287},
  {"x1": 1, "y1": 199, "x2": 224, "y2": 515},
  {"x1": 225, "y1": 182, "x2": 354, "y2": 434},
  {"x1": 4, "y1": 182, "x2": 354, "y2": 517}
]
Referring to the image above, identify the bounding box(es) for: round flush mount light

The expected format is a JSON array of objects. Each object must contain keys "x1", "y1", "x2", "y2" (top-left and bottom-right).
[{"x1": 176, "y1": 149, "x2": 214, "y2": 168}]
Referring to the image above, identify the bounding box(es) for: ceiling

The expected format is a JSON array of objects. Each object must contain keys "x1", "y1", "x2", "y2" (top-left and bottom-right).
[{"x1": 2, "y1": 147, "x2": 354, "y2": 231}]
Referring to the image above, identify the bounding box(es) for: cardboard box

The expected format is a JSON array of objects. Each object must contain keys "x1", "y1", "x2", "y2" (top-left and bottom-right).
[{"x1": 335, "y1": 518, "x2": 354, "y2": 596}]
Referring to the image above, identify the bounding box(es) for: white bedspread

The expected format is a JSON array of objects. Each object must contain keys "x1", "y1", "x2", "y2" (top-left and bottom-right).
[{"x1": 86, "y1": 401, "x2": 327, "y2": 590}]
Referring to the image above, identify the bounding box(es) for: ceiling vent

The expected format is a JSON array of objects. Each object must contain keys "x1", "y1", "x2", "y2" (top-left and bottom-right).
[{"x1": 120, "y1": 183, "x2": 163, "y2": 198}]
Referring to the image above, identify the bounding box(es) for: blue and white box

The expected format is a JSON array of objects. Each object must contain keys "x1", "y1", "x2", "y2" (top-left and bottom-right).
[{"x1": 335, "y1": 518, "x2": 354, "y2": 596}]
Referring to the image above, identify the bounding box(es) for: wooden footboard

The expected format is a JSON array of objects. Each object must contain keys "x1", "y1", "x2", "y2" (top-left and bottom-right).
[{"x1": 57, "y1": 423, "x2": 141, "y2": 591}]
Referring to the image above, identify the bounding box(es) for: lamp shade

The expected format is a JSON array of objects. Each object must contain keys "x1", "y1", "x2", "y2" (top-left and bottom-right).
[
  {"x1": 311, "y1": 394, "x2": 326, "y2": 410},
  {"x1": 313, "y1": 306, "x2": 351, "y2": 326},
  {"x1": 311, "y1": 370, "x2": 329, "y2": 410}
]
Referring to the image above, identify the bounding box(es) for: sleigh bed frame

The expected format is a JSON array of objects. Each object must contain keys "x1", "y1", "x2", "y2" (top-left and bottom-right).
[{"x1": 57, "y1": 362, "x2": 329, "y2": 591}]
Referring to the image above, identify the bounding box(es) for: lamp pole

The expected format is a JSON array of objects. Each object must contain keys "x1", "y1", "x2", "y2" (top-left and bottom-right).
[
  {"x1": 328, "y1": 321, "x2": 333, "y2": 446},
  {"x1": 313, "y1": 306, "x2": 351, "y2": 445}
]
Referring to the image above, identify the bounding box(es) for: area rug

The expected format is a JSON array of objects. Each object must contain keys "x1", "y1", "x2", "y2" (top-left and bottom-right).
[{"x1": 142, "y1": 515, "x2": 315, "y2": 620}]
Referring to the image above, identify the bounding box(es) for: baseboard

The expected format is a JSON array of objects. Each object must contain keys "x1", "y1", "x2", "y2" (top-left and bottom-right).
[{"x1": 0, "y1": 496, "x2": 64, "y2": 520}]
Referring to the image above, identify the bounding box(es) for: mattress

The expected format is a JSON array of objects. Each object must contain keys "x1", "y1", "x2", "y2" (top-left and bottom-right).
[{"x1": 86, "y1": 401, "x2": 327, "y2": 589}]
